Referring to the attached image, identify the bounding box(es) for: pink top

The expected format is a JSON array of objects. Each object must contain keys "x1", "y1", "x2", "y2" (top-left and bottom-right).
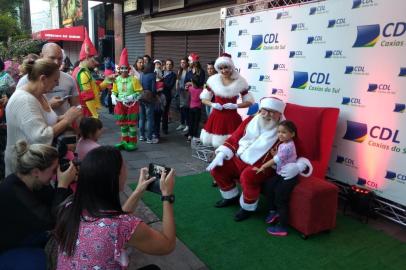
[
  {"x1": 274, "y1": 140, "x2": 297, "y2": 175},
  {"x1": 75, "y1": 138, "x2": 100, "y2": 160},
  {"x1": 57, "y1": 214, "x2": 142, "y2": 270},
  {"x1": 188, "y1": 86, "x2": 203, "y2": 109}
]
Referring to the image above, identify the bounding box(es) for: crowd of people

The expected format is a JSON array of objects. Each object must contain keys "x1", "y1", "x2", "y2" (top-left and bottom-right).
[{"x1": 0, "y1": 34, "x2": 312, "y2": 269}]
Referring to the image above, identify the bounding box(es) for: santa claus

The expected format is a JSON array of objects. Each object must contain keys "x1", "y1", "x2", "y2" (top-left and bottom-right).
[
  {"x1": 207, "y1": 97, "x2": 312, "y2": 221},
  {"x1": 200, "y1": 53, "x2": 254, "y2": 148}
]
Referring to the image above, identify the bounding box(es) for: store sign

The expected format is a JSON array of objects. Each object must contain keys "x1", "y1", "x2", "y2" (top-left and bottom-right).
[{"x1": 124, "y1": 0, "x2": 137, "y2": 13}]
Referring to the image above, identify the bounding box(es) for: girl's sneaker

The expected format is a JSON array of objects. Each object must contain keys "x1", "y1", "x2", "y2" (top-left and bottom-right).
[
  {"x1": 176, "y1": 124, "x2": 185, "y2": 131},
  {"x1": 265, "y1": 211, "x2": 279, "y2": 224},
  {"x1": 267, "y1": 225, "x2": 288, "y2": 237},
  {"x1": 139, "y1": 136, "x2": 146, "y2": 141}
]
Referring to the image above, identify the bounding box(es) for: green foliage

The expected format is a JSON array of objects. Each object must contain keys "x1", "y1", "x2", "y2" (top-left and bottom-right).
[
  {"x1": 0, "y1": 13, "x2": 22, "y2": 42},
  {"x1": 0, "y1": 39, "x2": 45, "y2": 60}
]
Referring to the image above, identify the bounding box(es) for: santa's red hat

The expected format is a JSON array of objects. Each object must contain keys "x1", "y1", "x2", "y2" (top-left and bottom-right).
[
  {"x1": 119, "y1": 48, "x2": 129, "y2": 67},
  {"x1": 259, "y1": 97, "x2": 286, "y2": 113},
  {"x1": 79, "y1": 28, "x2": 97, "y2": 61},
  {"x1": 214, "y1": 53, "x2": 235, "y2": 72},
  {"x1": 188, "y1": 53, "x2": 200, "y2": 63}
]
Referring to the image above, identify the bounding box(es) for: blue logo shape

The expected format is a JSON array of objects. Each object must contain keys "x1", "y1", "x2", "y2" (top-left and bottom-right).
[
  {"x1": 352, "y1": 0, "x2": 362, "y2": 9},
  {"x1": 357, "y1": 177, "x2": 367, "y2": 185},
  {"x1": 394, "y1": 104, "x2": 406, "y2": 113},
  {"x1": 291, "y1": 24, "x2": 298, "y2": 31},
  {"x1": 309, "y1": 7, "x2": 317, "y2": 15},
  {"x1": 228, "y1": 21, "x2": 233, "y2": 26},
  {"x1": 276, "y1": 13, "x2": 282, "y2": 19},
  {"x1": 289, "y1": 51, "x2": 296, "y2": 58},
  {"x1": 399, "y1": 67, "x2": 406, "y2": 76},
  {"x1": 259, "y1": 75, "x2": 269, "y2": 81},
  {"x1": 248, "y1": 63, "x2": 253, "y2": 69},
  {"x1": 353, "y1": 24, "x2": 380, "y2": 47},
  {"x1": 367, "y1": 84, "x2": 378, "y2": 92},
  {"x1": 343, "y1": 120, "x2": 368, "y2": 143},
  {"x1": 272, "y1": 88, "x2": 278, "y2": 94},
  {"x1": 273, "y1": 64, "x2": 279, "y2": 70},
  {"x1": 385, "y1": 171, "x2": 396, "y2": 180},
  {"x1": 336, "y1": 155, "x2": 345, "y2": 163},
  {"x1": 345, "y1": 66, "x2": 354, "y2": 74},
  {"x1": 307, "y1": 36, "x2": 314, "y2": 44},
  {"x1": 291, "y1": 71, "x2": 308, "y2": 89},
  {"x1": 227, "y1": 42, "x2": 232, "y2": 47},
  {"x1": 328, "y1": 20, "x2": 336, "y2": 28},
  {"x1": 239, "y1": 30, "x2": 243, "y2": 36},
  {"x1": 250, "y1": 35, "x2": 263, "y2": 50},
  {"x1": 250, "y1": 17, "x2": 255, "y2": 23},
  {"x1": 325, "y1": 50, "x2": 333, "y2": 58},
  {"x1": 342, "y1": 97, "x2": 351, "y2": 105},
  {"x1": 237, "y1": 52, "x2": 242, "y2": 57}
]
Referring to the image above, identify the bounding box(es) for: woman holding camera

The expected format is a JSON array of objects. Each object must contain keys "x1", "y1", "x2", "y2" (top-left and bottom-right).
[
  {"x1": 4, "y1": 58, "x2": 82, "y2": 177},
  {"x1": 0, "y1": 140, "x2": 77, "y2": 269},
  {"x1": 55, "y1": 146, "x2": 176, "y2": 269}
]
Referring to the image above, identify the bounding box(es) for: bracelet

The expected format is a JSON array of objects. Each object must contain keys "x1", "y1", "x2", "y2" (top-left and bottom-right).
[{"x1": 161, "y1": 194, "x2": 175, "y2": 204}]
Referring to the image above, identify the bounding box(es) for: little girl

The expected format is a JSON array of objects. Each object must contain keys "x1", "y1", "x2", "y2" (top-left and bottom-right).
[
  {"x1": 186, "y1": 74, "x2": 203, "y2": 142},
  {"x1": 253, "y1": 120, "x2": 298, "y2": 237},
  {"x1": 76, "y1": 117, "x2": 103, "y2": 160}
]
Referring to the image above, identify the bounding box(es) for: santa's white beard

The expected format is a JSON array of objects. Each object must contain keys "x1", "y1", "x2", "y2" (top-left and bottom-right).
[{"x1": 258, "y1": 116, "x2": 277, "y2": 132}]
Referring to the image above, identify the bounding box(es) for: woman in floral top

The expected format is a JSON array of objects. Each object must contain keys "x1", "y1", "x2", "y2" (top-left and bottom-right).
[{"x1": 55, "y1": 146, "x2": 176, "y2": 269}]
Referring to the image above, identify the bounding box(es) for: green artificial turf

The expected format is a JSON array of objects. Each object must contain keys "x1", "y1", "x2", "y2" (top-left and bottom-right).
[{"x1": 129, "y1": 173, "x2": 406, "y2": 270}]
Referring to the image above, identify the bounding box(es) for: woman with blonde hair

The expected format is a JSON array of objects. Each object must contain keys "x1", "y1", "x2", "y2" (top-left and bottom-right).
[{"x1": 5, "y1": 58, "x2": 82, "y2": 176}]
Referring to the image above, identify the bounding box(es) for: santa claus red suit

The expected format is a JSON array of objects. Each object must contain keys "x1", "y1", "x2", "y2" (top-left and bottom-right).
[
  {"x1": 207, "y1": 97, "x2": 312, "y2": 221},
  {"x1": 200, "y1": 53, "x2": 254, "y2": 148}
]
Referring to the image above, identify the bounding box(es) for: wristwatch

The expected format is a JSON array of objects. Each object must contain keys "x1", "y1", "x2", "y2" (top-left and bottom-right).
[{"x1": 161, "y1": 194, "x2": 175, "y2": 204}]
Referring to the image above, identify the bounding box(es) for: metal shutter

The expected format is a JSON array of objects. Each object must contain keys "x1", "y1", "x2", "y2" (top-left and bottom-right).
[
  {"x1": 124, "y1": 14, "x2": 145, "y2": 65},
  {"x1": 152, "y1": 29, "x2": 218, "y2": 67}
]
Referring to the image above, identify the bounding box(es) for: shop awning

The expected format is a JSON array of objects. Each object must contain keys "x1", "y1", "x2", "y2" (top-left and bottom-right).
[
  {"x1": 140, "y1": 8, "x2": 222, "y2": 33},
  {"x1": 32, "y1": 26, "x2": 85, "y2": 42}
]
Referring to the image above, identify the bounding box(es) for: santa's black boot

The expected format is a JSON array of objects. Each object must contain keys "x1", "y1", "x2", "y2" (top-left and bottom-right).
[
  {"x1": 234, "y1": 208, "x2": 253, "y2": 222},
  {"x1": 215, "y1": 196, "x2": 239, "y2": 208}
]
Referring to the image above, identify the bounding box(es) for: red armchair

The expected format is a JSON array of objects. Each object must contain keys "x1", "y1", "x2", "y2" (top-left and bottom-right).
[{"x1": 269, "y1": 103, "x2": 340, "y2": 238}]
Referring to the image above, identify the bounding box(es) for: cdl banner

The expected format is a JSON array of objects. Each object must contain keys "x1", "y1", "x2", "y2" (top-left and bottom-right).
[{"x1": 226, "y1": 0, "x2": 406, "y2": 206}]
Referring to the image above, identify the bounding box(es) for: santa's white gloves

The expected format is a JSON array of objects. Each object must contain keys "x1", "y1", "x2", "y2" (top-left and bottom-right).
[
  {"x1": 223, "y1": 103, "x2": 238, "y2": 110},
  {"x1": 111, "y1": 94, "x2": 117, "y2": 105},
  {"x1": 206, "y1": 152, "x2": 226, "y2": 171},
  {"x1": 211, "y1": 103, "x2": 223, "y2": 111},
  {"x1": 280, "y1": 157, "x2": 313, "y2": 180}
]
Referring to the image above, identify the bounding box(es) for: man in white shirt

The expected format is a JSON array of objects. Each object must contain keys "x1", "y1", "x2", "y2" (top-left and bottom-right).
[{"x1": 16, "y1": 43, "x2": 79, "y2": 116}]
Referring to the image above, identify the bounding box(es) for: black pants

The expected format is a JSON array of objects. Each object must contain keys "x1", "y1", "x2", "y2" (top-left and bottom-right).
[
  {"x1": 154, "y1": 110, "x2": 163, "y2": 138},
  {"x1": 161, "y1": 93, "x2": 172, "y2": 133},
  {"x1": 265, "y1": 174, "x2": 298, "y2": 227},
  {"x1": 180, "y1": 106, "x2": 189, "y2": 126},
  {"x1": 188, "y1": 108, "x2": 201, "y2": 137}
]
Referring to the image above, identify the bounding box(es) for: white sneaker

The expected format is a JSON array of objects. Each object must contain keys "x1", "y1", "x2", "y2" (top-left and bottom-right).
[
  {"x1": 176, "y1": 125, "x2": 185, "y2": 131},
  {"x1": 182, "y1": 126, "x2": 189, "y2": 132}
]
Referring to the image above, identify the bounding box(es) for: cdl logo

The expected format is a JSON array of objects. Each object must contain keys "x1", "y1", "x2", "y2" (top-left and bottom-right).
[
  {"x1": 248, "y1": 63, "x2": 259, "y2": 69},
  {"x1": 336, "y1": 155, "x2": 357, "y2": 168},
  {"x1": 291, "y1": 71, "x2": 331, "y2": 89},
  {"x1": 352, "y1": 0, "x2": 377, "y2": 9},
  {"x1": 250, "y1": 34, "x2": 280, "y2": 50},
  {"x1": 342, "y1": 97, "x2": 362, "y2": 106},
  {"x1": 276, "y1": 11, "x2": 290, "y2": 20},
  {"x1": 291, "y1": 23, "x2": 306, "y2": 31},
  {"x1": 357, "y1": 177, "x2": 378, "y2": 189},
  {"x1": 367, "y1": 83, "x2": 391, "y2": 92},
  {"x1": 273, "y1": 64, "x2": 286, "y2": 70},
  {"x1": 237, "y1": 52, "x2": 248, "y2": 58},
  {"x1": 289, "y1": 51, "x2": 304, "y2": 58},
  {"x1": 259, "y1": 75, "x2": 271, "y2": 82},
  {"x1": 343, "y1": 120, "x2": 401, "y2": 143},
  {"x1": 345, "y1": 66, "x2": 365, "y2": 74},
  {"x1": 328, "y1": 18, "x2": 347, "y2": 28},
  {"x1": 228, "y1": 41, "x2": 237, "y2": 47},
  {"x1": 353, "y1": 23, "x2": 406, "y2": 47},
  {"x1": 250, "y1": 16, "x2": 261, "y2": 23},
  {"x1": 238, "y1": 29, "x2": 249, "y2": 36},
  {"x1": 394, "y1": 103, "x2": 405, "y2": 113},
  {"x1": 228, "y1": 20, "x2": 238, "y2": 26},
  {"x1": 385, "y1": 171, "x2": 406, "y2": 182},
  {"x1": 271, "y1": 88, "x2": 284, "y2": 95},
  {"x1": 382, "y1": 22, "x2": 406, "y2": 37},
  {"x1": 307, "y1": 36, "x2": 323, "y2": 44},
  {"x1": 399, "y1": 67, "x2": 406, "y2": 76},
  {"x1": 309, "y1": 5, "x2": 327, "y2": 15},
  {"x1": 248, "y1": 85, "x2": 257, "y2": 91},
  {"x1": 325, "y1": 50, "x2": 343, "y2": 58}
]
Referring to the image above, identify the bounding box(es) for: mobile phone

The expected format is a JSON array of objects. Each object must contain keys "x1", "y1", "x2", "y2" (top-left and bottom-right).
[{"x1": 146, "y1": 163, "x2": 171, "y2": 194}]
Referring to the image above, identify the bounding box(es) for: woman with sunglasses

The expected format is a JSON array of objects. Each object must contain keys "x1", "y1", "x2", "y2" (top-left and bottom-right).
[
  {"x1": 200, "y1": 53, "x2": 254, "y2": 148},
  {"x1": 111, "y1": 48, "x2": 143, "y2": 151}
]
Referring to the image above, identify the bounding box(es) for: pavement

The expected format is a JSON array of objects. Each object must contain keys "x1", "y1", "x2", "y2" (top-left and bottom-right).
[
  {"x1": 97, "y1": 108, "x2": 406, "y2": 270},
  {"x1": 97, "y1": 108, "x2": 210, "y2": 270}
]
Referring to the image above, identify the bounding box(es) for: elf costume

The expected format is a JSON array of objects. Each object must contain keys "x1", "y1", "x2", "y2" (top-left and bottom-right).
[
  {"x1": 72, "y1": 28, "x2": 112, "y2": 118},
  {"x1": 112, "y1": 48, "x2": 142, "y2": 151}
]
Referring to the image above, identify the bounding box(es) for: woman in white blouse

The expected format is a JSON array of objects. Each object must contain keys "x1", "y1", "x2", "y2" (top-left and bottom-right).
[{"x1": 5, "y1": 58, "x2": 82, "y2": 176}]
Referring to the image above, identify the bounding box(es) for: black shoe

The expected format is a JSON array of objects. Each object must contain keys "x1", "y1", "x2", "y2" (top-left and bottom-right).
[
  {"x1": 215, "y1": 196, "x2": 239, "y2": 208},
  {"x1": 211, "y1": 182, "x2": 218, "y2": 187},
  {"x1": 234, "y1": 208, "x2": 253, "y2": 222}
]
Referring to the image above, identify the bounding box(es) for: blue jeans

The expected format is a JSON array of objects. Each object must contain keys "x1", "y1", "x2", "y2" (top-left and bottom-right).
[{"x1": 139, "y1": 102, "x2": 155, "y2": 140}]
